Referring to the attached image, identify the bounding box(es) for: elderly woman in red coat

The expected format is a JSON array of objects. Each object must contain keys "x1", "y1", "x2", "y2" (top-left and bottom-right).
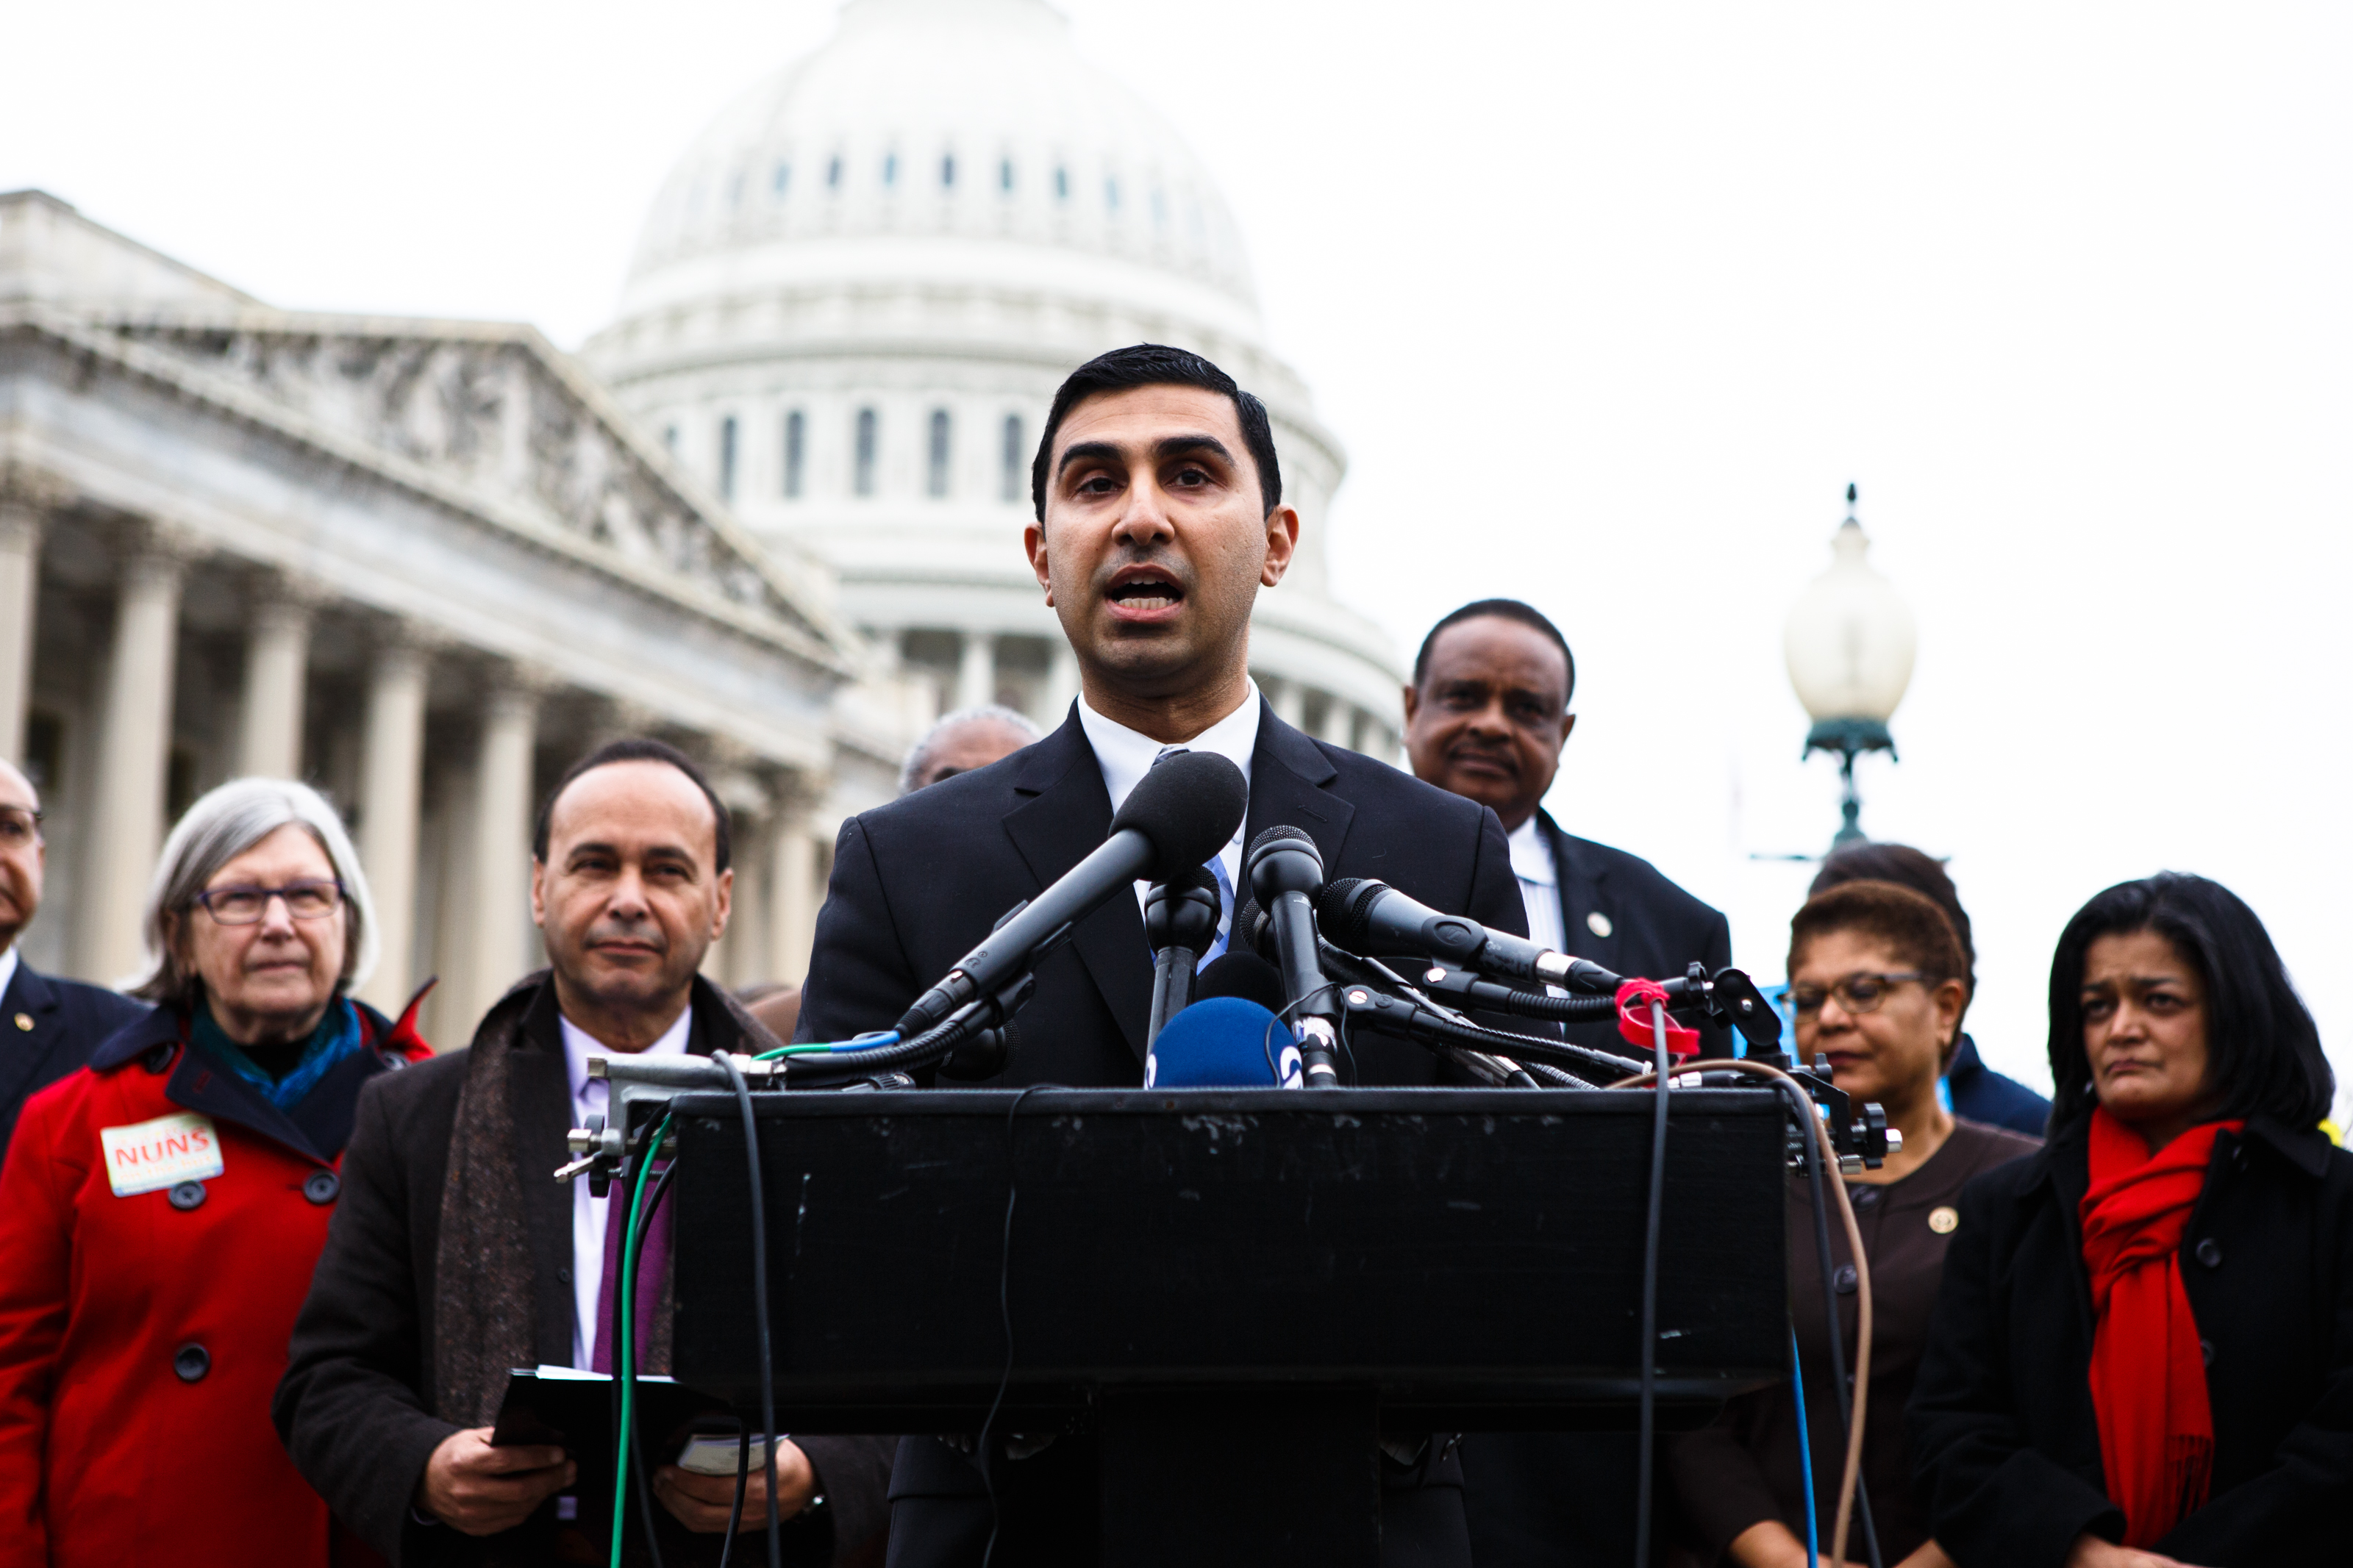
[{"x1": 0, "y1": 778, "x2": 429, "y2": 1567}]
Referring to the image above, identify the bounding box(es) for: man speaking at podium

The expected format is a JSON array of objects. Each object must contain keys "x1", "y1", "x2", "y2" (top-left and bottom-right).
[{"x1": 797, "y1": 344, "x2": 1527, "y2": 1565}]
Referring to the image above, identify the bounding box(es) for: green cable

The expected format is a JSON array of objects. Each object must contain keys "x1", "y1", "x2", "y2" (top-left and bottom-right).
[{"x1": 610, "y1": 1112, "x2": 672, "y2": 1568}]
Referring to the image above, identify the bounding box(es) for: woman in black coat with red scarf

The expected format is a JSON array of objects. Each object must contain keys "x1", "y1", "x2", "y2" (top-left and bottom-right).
[{"x1": 1907, "y1": 873, "x2": 2352, "y2": 1567}]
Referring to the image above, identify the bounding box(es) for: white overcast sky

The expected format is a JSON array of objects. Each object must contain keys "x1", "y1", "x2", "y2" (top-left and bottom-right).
[{"x1": 7, "y1": 1, "x2": 2349, "y2": 1117}]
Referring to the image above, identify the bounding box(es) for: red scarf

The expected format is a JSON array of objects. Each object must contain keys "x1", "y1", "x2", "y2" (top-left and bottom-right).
[{"x1": 2078, "y1": 1106, "x2": 2241, "y2": 1545}]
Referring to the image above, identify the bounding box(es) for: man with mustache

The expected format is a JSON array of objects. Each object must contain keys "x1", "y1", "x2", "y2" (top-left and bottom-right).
[
  {"x1": 798, "y1": 343, "x2": 1528, "y2": 1564},
  {"x1": 1402, "y1": 598, "x2": 1729, "y2": 1568},
  {"x1": 277, "y1": 739, "x2": 893, "y2": 1565}
]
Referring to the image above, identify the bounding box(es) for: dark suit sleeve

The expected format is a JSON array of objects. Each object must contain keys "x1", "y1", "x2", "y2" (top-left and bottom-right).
[
  {"x1": 1907, "y1": 1174, "x2": 2121, "y2": 1567},
  {"x1": 798, "y1": 1435, "x2": 896, "y2": 1564},
  {"x1": 794, "y1": 817, "x2": 922, "y2": 1045},
  {"x1": 1466, "y1": 808, "x2": 1528, "y2": 939},
  {"x1": 274, "y1": 1070, "x2": 461, "y2": 1564}
]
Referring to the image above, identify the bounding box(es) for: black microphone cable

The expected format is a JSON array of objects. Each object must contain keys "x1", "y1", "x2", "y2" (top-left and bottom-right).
[
  {"x1": 712, "y1": 1052, "x2": 783, "y2": 1568},
  {"x1": 977, "y1": 1083, "x2": 1058, "y2": 1568},
  {"x1": 716, "y1": 1425, "x2": 751, "y2": 1568},
  {"x1": 1606, "y1": 1056, "x2": 1878, "y2": 1568},
  {"x1": 1633, "y1": 1000, "x2": 1671, "y2": 1568}
]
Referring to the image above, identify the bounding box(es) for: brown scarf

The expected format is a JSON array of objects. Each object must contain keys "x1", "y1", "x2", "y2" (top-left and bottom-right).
[{"x1": 432, "y1": 972, "x2": 786, "y2": 1427}]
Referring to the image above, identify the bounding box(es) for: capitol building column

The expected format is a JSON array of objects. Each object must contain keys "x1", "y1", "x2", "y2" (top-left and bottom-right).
[
  {"x1": 0, "y1": 487, "x2": 49, "y2": 765},
  {"x1": 76, "y1": 535, "x2": 189, "y2": 984},
  {"x1": 769, "y1": 776, "x2": 826, "y2": 987},
  {"x1": 955, "y1": 632, "x2": 998, "y2": 715},
  {"x1": 355, "y1": 637, "x2": 429, "y2": 1014},
  {"x1": 237, "y1": 583, "x2": 314, "y2": 780},
  {"x1": 457, "y1": 676, "x2": 540, "y2": 1028}
]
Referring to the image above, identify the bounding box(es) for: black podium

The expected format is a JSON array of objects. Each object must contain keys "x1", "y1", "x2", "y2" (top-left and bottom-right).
[{"x1": 668, "y1": 1087, "x2": 1786, "y2": 1565}]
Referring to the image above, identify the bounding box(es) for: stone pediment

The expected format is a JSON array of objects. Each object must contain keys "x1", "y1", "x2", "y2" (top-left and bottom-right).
[{"x1": 90, "y1": 311, "x2": 835, "y2": 653}]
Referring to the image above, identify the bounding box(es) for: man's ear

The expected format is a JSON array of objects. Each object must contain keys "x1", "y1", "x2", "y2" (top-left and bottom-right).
[
  {"x1": 529, "y1": 859, "x2": 548, "y2": 930},
  {"x1": 1400, "y1": 681, "x2": 1421, "y2": 724},
  {"x1": 1024, "y1": 518, "x2": 1054, "y2": 605},
  {"x1": 1260, "y1": 505, "x2": 1300, "y2": 587},
  {"x1": 1557, "y1": 712, "x2": 1577, "y2": 753},
  {"x1": 711, "y1": 866, "x2": 734, "y2": 939}
]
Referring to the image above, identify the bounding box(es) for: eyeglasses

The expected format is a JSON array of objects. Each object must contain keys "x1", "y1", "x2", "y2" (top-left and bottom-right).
[
  {"x1": 193, "y1": 880, "x2": 345, "y2": 925},
  {"x1": 0, "y1": 806, "x2": 42, "y2": 848},
  {"x1": 1789, "y1": 971, "x2": 1925, "y2": 1017}
]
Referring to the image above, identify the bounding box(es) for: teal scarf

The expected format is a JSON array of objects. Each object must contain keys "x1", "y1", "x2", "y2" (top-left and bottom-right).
[{"x1": 193, "y1": 996, "x2": 364, "y2": 1112}]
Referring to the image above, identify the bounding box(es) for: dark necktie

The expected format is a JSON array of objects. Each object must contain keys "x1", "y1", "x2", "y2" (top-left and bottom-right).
[{"x1": 590, "y1": 1171, "x2": 672, "y2": 1373}]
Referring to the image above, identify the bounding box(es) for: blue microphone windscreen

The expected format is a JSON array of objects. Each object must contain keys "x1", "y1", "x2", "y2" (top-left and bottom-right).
[{"x1": 1145, "y1": 997, "x2": 1302, "y2": 1089}]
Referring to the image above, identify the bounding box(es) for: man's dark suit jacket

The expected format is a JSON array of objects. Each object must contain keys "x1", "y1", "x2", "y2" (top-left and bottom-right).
[
  {"x1": 798, "y1": 703, "x2": 1527, "y2": 1088},
  {"x1": 275, "y1": 972, "x2": 893, "y2": 1566},
  {"x1": 797, "y1": 704, "x2": 1527, "y2": 1568},
  {"x1": 1456, "y1": 812, "x2": 1732, "y2": 1568},
  {"x1": 0, "y1": 956, "x2": 149, "y2": 1159}
]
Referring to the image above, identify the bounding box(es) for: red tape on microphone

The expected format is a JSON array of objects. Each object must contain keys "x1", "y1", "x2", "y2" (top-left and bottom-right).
[{"x1": 1616, "y1": 978, "x2": 1700, "y2": 1059}]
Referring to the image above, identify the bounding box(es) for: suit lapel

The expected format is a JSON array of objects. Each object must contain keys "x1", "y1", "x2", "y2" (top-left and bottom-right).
[
  {"x1": 1246, "y1": 707, "x2": 1355, "y2": 881},
  {"x1": 1004, "y1": 714, "x2": 1154, "y2": 1064},
  {"x1": 0, "y1": 965, "x2": 69, "y2": 1117},
  {"x1": 1543, "y1": 811, "x2": 1615, "y2": 966}
]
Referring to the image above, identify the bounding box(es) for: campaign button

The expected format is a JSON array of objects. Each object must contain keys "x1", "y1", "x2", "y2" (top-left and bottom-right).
[
  {"x1": 173, "y1": 1343, "x2": 210, "y2": 1382},
  {"x1": 304, "y1": 1171, "x2": 340, "y2": 1205},
  {"x1": 167, "y1": 1181, "x2": 207, "y2": 1211}
]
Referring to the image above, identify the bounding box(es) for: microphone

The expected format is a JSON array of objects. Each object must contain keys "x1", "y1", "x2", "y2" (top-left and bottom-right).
[
  {"x1": 1243, "y1": 826, "x2": 1343, "y2": 1088},
  {"x1": 895, "y1": 749, "x2": 1249, "y2": 1039},
  {"x1": 1145, "y1": 865, "x2": 1222, "y2": 1049},
  {"x1": 1316, "y1": 877, "x2": 1621, "y2": 993},
  {"x1": 1143, "y1": 997, "x2": 1302, "y2": 1088}
]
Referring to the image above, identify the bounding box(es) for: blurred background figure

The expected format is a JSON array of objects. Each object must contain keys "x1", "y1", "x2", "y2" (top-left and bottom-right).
[
  {"x1": 0, "y1": 778, "x2": 429, "y2": 1565},
  {"x1": 1668, "y1": 880, "x2": 2038, "y2": 1568},
  {"x1": 736, "y1": 979, "x2": 801, "y2": 1053},
  {"x1": 0, "y1": 757, "x2": 148, "y2": 1159},
  {"x1": 898, "y1": 704, "x2": 1043, "y2": 795},
  {"x1": 1404, "y1": 598, "x2": 1731, "y2": 1568},
  {"x1": 1912, "y1": 873, "x2": 2350, "y2": 1568},
  {"x1": 1812, "y1": 842, "x2": 2049, "y2": 1136}
]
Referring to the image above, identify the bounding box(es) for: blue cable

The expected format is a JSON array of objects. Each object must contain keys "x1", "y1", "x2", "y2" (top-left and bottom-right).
[{"x1": 1790, "y1": 1325, "x2": 1819, "y2": 1567}]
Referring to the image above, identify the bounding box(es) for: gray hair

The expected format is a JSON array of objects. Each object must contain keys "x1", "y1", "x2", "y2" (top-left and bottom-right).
[
  {"x1": 129, "y1": 777, "x2": 378, "y2": 1005},
  {"x1": 898, "y1": 704, "x2": 1044, "y2": 795}
]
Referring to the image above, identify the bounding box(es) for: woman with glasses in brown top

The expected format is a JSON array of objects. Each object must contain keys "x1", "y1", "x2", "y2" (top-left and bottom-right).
[{"x1": 1666, "y1": 880, "x2": 2040, "y2": 1568}]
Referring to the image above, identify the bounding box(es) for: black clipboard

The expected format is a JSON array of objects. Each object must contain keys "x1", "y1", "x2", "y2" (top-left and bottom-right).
[{"x1": 490, "y1": 1364, "x2": 737, "y2": 1461}]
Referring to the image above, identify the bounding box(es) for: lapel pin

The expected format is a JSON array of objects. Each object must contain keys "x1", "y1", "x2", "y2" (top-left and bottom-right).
[
  {"x1": 13, "y1": 1013, "x2": 31, "y2": 1031},
  {"x1": 1585, "y1": 912, "x2": 1613, "y2": 939}
]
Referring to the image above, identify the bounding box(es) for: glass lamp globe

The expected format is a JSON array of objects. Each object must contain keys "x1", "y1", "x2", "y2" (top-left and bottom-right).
[{"x1": 1783, "y1": 493, "x2": 1916, "y2": 745}]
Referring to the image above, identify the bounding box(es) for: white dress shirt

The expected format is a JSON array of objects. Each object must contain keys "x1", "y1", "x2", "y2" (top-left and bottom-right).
[
  {"x1": 560, "y1": 1006, "x2": 694, "y2": 1369},
  {"x1": 1076, "y1": 680, "x2": 1262, "y2": 952},
  {"x1": 1507, "y1": 815, "x2": 1568, "y2": 957},
  {"x1": 0, "y1": 943, "x2": 19, "y2": 1009}
]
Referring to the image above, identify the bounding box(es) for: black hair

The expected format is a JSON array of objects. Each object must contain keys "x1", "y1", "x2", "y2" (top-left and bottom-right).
[
  {"x1": 1411, "y1": 598, "x2": 1577, "y2": 706},
  {"x1": 1030, "y1": 343, "x2": 1282, "y2": 520},
  {"x1": 2046, "y1": 872, "x2": 2331, "y2": 1131},
  {"x1": 1812, "y1": 842, "x2": 1975, "y2": 993},
  {"x1": 532, "y1": 737, "x2": 732, "y2": 873}
]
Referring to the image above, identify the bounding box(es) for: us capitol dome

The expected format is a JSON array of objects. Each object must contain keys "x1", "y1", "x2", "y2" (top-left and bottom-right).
[{"x1": 584, "y1": 0, "x2": 1406, "y2": 756}]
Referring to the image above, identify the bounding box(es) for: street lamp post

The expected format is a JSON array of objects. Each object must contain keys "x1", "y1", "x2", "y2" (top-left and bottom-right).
[{"x1": 1782, "y1": 485, "x2": 1918, "y2": 851}]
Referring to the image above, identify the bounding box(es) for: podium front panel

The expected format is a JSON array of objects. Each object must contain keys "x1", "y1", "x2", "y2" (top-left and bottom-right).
[{"x1": 670, "y1": 1087, "x2": 1786, "y2": 1431}]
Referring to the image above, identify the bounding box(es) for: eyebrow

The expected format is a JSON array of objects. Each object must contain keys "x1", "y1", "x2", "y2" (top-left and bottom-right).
[{"x1": 1054, "y1": 432, "x2": 1237, "y2": 480}]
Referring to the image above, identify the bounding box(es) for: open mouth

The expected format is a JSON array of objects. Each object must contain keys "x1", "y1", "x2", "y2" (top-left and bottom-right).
[{"x1": 1106, "y1": 569, "x2": 1185, "y2": 615}]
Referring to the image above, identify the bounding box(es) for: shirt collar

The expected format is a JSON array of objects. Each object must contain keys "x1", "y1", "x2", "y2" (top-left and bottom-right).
[
  {"x1": 1077, "y1": 679, "x2": 1262, "y2": 824},
  {"x1": 1506, "y1": 815, "x2": 1557, "y2": 887},
  {"x1": 560, "y1": 1002, "x2": 695, "y2": 1107},
  {"x1": 0, "y1": 944, "x2": 18, "y2": 1005}
]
